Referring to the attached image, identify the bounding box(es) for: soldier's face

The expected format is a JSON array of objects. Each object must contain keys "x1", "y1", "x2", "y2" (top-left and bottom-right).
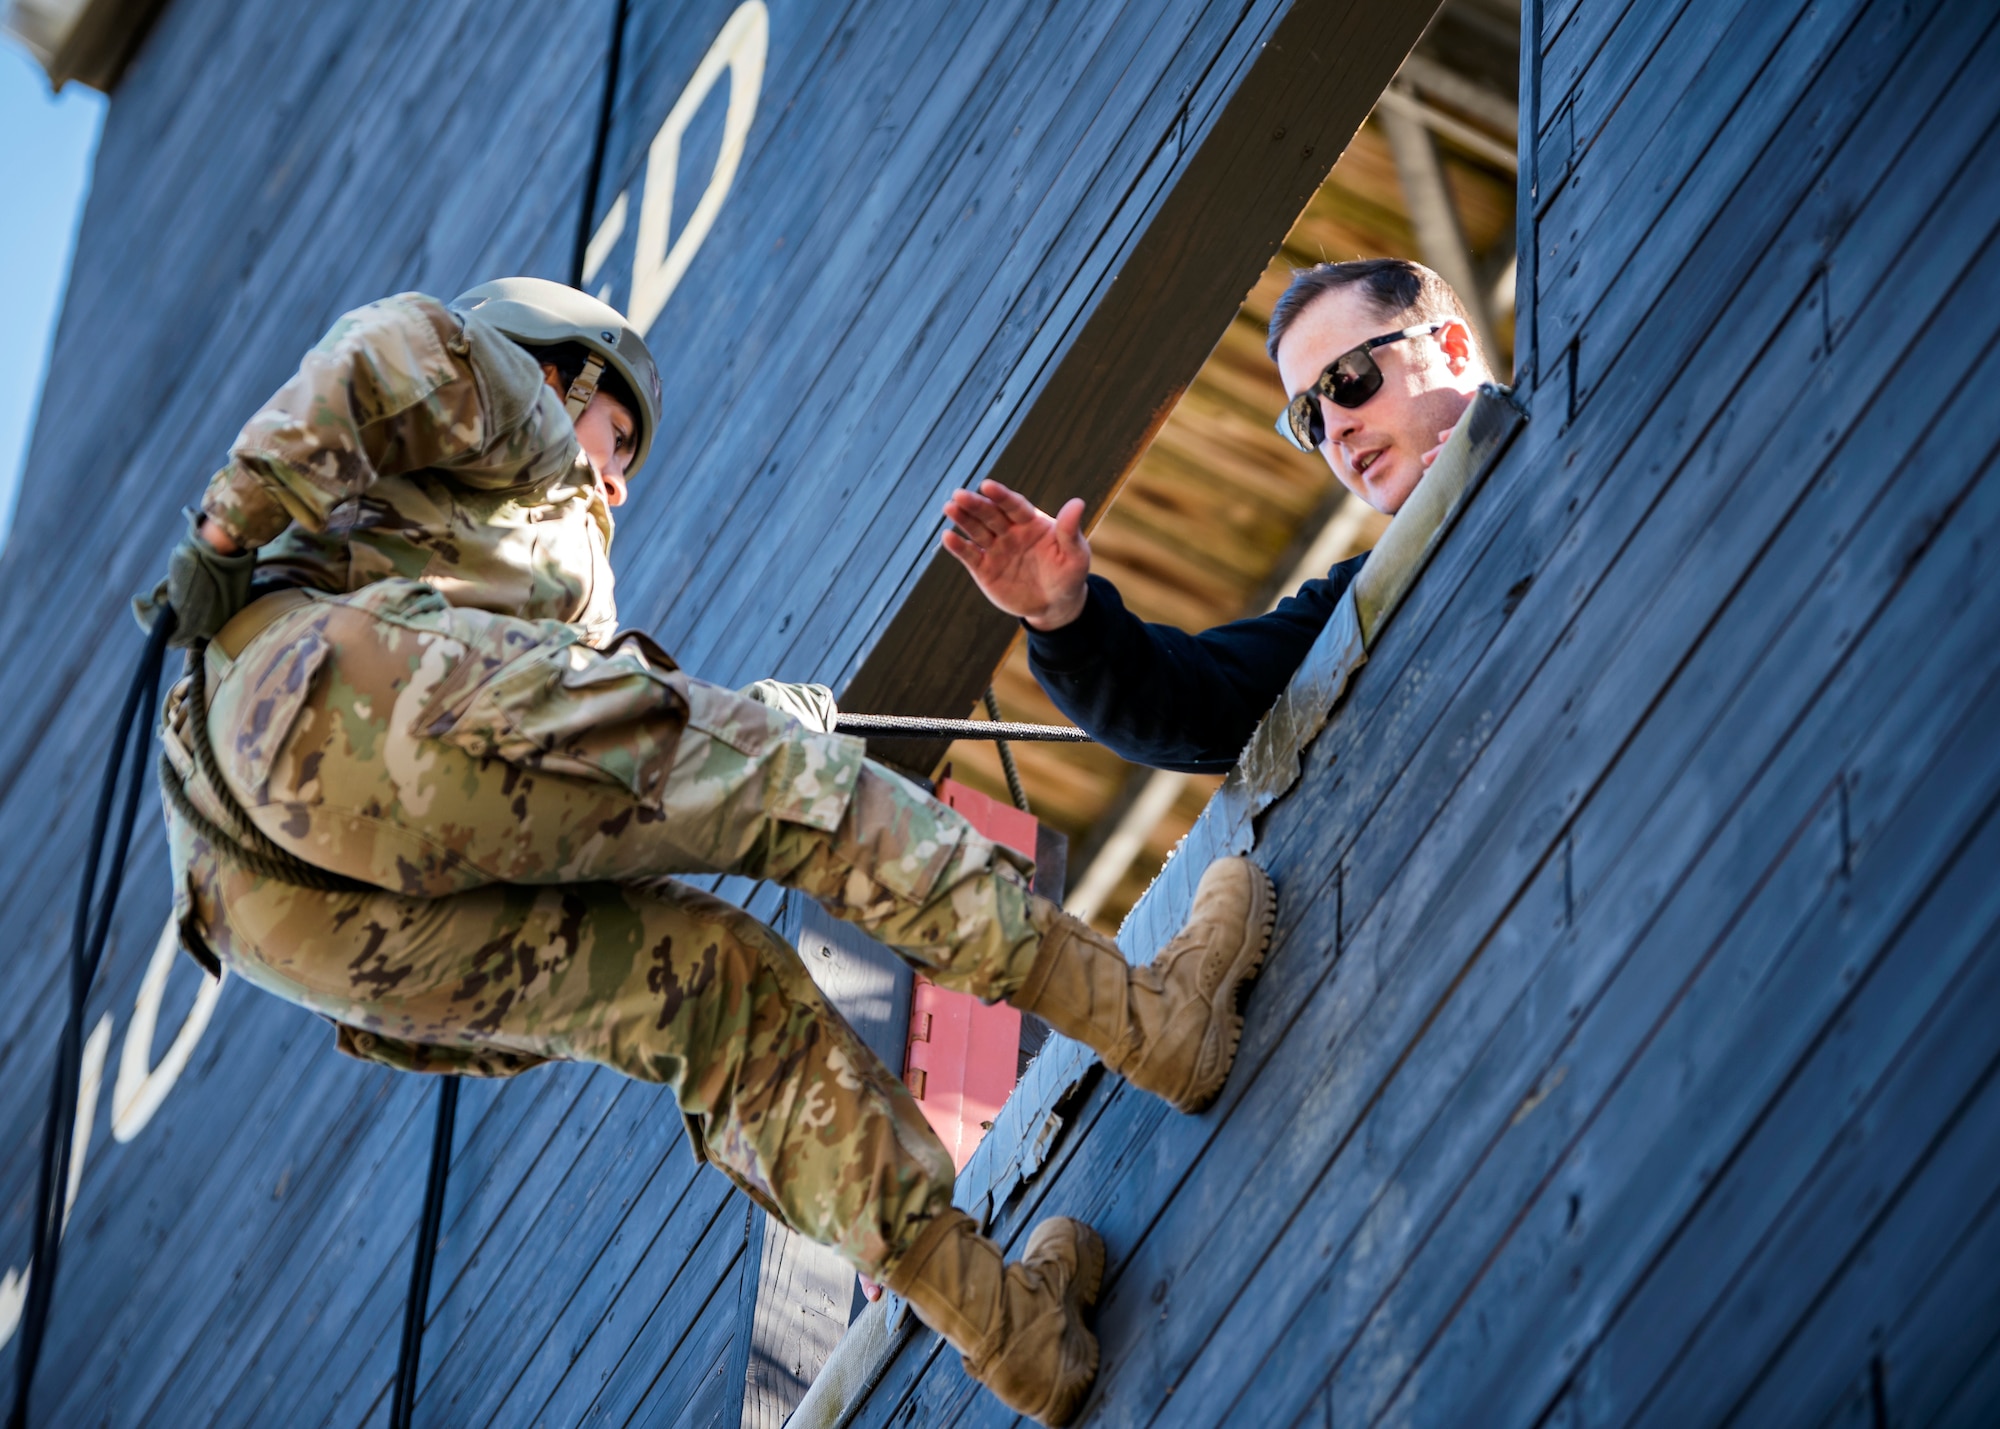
[
  {"x1": 1275, "y1": 285, "x2": 1484, "y2": 515},
  {"x1": 541, "y1": 363, "x2": 639, "y2": 507},
  {"x1": 574, "y1": 391, "x2": 638, "y2": 508}
]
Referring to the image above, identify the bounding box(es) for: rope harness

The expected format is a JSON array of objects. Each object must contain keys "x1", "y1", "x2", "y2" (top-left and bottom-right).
[{"x1": 156, "y1": 645, "x2": 369, "y2": 893}]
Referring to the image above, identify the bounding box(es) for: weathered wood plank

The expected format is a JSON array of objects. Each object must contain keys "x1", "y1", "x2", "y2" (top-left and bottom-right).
[
  {"x1": 1080, "y1": 100, "x2": 2000, "y2": 1429},
  {"x1": 1931, "y1": 1342, "x2": 2000, "y2": 1429},
  {"x1": 1040, "y1": 52, "x2": 2000, "y2": 1424},
  {"x1": 738, "y1": 1217, "x2": 854, "y2": 1427},
  {"x1": 1375, "y1": 654, "x2": 2000, "y2": 1429},
  {"x1": 632, "y1": 0, "x2": 1183, "y2": 678},
  {"x1": 1400, "y1": 409, "x2": 2000, "y2": 1424},
  {"x1": 385, "y1": 1076, "x2": 683, "y2": 1422},
  {"x1": 1536, "y1": 0, "x2": 1680, "y2": 136},
  {"x1": 501, "y1": 1179, "x2": 743, "y2": 1424},
  {"x1": 198, "y1": 1073, "x2": 560, "y2": 1424},
  {"x1": 676, "y1": 0, "x2": 1217, "y2": 677},
  {"x1": 478, "y1": 1151, "x2": 712, "y2": 1422},
  {"x1": 1168, "y1": 245, "x2": 2000, "y2": 1424},
  {"x1": 1535, "y1": 0, "x2": 1870, "y2": 351},
  {"x1": 30, "y1": 1024, "x2": 422, "y2": 1425},
  {"x1": 616, "y1": 1257, "x2": 745, "y2": 1428},
  {"x1": 1563, "y1": 0, "x2": 1969, "y2": 403},
  {"x1": 563, "y1": 1190, "x2": 745, "y2": 1426},
  {"x1": 1564, "y1": 0, "x2": 1729, "y2": 154},
  {"x1": 1630, "y1": 918, "x2": 2000, "y2": 1428},
  {"x1": 594, "y1": 0, "x2": 1037, "y2": 640},
  {"x1": 1838, "y1": 1186, "x2": 2000, "y2": 1429}
]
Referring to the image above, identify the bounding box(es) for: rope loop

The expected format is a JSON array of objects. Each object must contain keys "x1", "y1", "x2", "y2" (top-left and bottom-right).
[{"x1": 158, "y1": 642, "x2": 370, "y2": 894}]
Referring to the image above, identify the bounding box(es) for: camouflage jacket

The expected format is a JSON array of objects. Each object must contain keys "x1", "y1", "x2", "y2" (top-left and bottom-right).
[{"x1": 200, "y1": 292, "x2": 620, "y2": 645}]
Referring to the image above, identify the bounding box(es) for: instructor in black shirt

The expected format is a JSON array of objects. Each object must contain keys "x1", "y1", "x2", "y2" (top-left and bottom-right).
[{"x1": 941, "y1": 258, "x2": 1495, "y2": 774}]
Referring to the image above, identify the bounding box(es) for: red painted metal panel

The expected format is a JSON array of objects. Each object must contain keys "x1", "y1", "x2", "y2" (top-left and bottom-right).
[
  {"x1": 903, "y1": 779, "x2": 1032, "y2": 1170},
  {"x1": 936, "y1": 778, "x2": 1040, "y2": 862}
]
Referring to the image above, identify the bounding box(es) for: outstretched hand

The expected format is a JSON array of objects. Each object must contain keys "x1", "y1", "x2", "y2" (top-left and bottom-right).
[{"x1": 940, "y1": 480, "x2": 1091, "y2": 631}]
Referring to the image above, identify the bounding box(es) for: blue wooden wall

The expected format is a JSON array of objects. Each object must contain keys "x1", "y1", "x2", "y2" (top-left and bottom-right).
[
  {"x1": 823, "y1": 0, "x2": 2000, "y2": 1424},
  {"x1": 0, "y1": 0, "x2": 1425, "y2": 1422}
]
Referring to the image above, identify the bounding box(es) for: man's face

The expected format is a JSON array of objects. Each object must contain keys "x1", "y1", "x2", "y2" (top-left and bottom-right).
[{"x1": 1275, "y1": 285, "x2": 1485, "y2": 514}]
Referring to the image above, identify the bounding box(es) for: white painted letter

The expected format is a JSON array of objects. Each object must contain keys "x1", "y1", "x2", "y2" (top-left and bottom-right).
[
  {"x1": 583, "y1": 190, "x2": 628, "y2": 294},
  {"x1": 113, "y1": 916, "x2": 228, "y2": 1144},
  {"x1": 628, "y1": 0, "x2": 768, "y2": 335},
  {"x1": 1, "y1": 1012, "x2": 113, "y2": 1349}
]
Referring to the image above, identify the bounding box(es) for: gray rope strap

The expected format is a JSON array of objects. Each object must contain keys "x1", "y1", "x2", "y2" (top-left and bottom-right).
[
  {"x1": 158, "y1": 645, "x2": 370, "y2": 893},
  {"x1": 832, "y1": 714, "x2": 1092, "y2": 742},
  {"x1": 161, "y1": 643, "x2": 1089, "y2": 884}
]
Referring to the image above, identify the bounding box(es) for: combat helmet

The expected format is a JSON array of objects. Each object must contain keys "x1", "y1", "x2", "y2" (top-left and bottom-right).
[{"x1": 451, "y1": 277, "x2": 664, "y2": 480}]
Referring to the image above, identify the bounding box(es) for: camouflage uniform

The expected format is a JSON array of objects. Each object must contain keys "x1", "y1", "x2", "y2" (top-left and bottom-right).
[{"x1": 161, "y1": 293, "x2": 1049, "y2": 1276}]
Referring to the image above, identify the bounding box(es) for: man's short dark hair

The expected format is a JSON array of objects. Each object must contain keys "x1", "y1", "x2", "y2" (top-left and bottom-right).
[{"x1": 1266, "y1": 257, "x2": 1483, "y2": 365}]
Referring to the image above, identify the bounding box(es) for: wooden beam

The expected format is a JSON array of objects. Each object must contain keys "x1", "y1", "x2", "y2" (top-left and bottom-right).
[{"x1": 6, "y1": 0, "x2": 175, "y2": 91}]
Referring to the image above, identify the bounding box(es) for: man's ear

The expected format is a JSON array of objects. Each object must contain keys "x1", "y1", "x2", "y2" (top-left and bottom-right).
[{"x1": 1437, "y1": 319, "x2": 1475, "y2": 375}]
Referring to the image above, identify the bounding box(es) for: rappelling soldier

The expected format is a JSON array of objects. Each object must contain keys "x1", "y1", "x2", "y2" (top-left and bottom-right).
[{"x1": 141, "y1": 278, "x2": 1276, "y2": 1426}]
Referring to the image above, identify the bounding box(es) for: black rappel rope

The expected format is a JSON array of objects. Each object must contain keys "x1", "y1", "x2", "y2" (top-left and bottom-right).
[
  {"x1": 388, "y1": 1078, "x2": 457, "y2": 1429},
  {"x1": 9, "y1": 608, "x2": 175, "y2": 1429}
]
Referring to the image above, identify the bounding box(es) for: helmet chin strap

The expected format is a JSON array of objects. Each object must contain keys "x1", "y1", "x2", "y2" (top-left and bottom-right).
[{"x1": 563, "y1": 355, "x2": 606, "y2": 421}]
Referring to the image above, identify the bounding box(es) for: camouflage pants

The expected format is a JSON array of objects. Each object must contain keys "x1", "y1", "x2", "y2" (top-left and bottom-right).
[{"x1": 162, "y1": 579, "x2": 1051, "y2": 1276}]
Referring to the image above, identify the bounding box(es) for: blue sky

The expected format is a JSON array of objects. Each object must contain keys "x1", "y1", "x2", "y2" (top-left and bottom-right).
[{"x1": 0, "y1": 40, "x2": 105, "y2": 547}]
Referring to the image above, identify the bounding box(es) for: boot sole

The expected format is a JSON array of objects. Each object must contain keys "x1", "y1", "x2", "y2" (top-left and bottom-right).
[
  {"x1": 1179, "y1": 861, "x2": 1277, "y2": 1114},
  {"x1": 1071, "y1": 1220, "x2": 1106, "y2": 1309},
  {"x1": 1040, "y1": 1220, "x2": 1106, "y2": 1428}
]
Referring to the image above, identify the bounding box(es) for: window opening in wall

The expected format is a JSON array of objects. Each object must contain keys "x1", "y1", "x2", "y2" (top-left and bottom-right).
[
  {"x1": 946, "y1": 0, "x2": 1522, "y2": 934},
  {"x1": 764, "y1": 6, "x2": 1524, "y2": 1421}
]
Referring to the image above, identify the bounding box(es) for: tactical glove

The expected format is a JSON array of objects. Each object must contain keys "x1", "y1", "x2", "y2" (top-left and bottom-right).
[
  {"x1": 133, "y1": 508, "x2": 256, "y2": 647},
  {"x1": 738, "y1": 679, "x2": 840, "y2": 734}
]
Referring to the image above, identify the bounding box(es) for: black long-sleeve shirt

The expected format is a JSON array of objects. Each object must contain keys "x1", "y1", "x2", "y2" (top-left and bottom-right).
[{"x1": 1025, "y1": 552, "x2": 1371, "y2": 774}]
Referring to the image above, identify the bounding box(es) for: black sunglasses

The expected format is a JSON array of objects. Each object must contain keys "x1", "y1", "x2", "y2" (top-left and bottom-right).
[{"x1": 1274, "y1": 322, "x2": 1445, "y2": 452}]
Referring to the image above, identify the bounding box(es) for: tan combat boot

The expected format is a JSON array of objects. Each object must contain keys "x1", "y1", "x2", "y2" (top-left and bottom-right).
[
  {"x1": 1016, "y1": 855, "x2": 1276, "y2": 1114},
  {"x1": 884, "y1": 1208, "x2": 1105, "y2": 1426}
]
